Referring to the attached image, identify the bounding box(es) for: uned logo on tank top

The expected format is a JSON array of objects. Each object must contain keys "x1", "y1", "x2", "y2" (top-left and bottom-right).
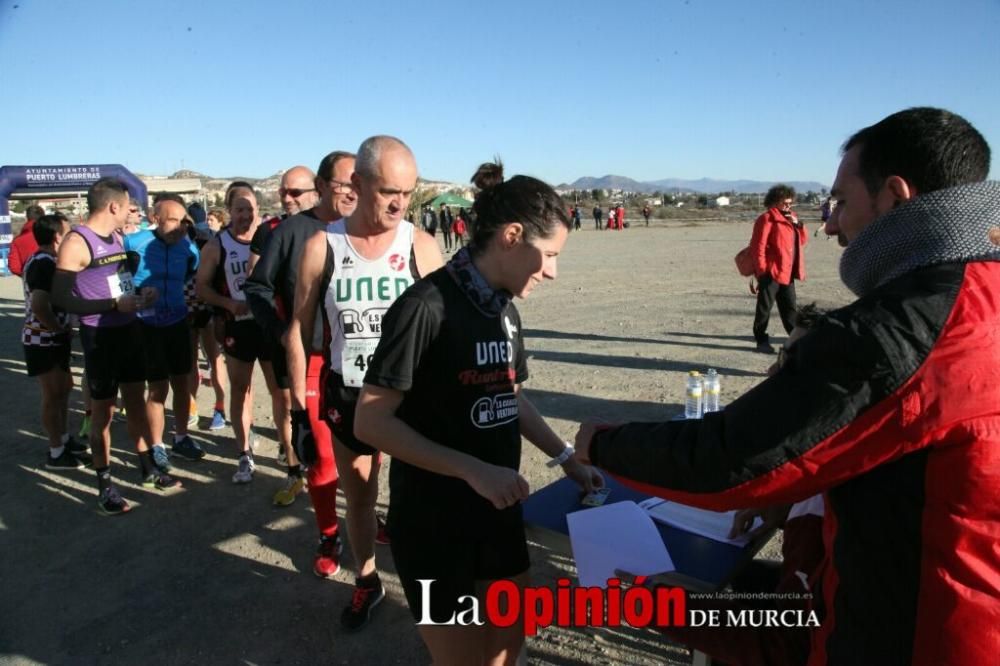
[{"x1": 388, "y1": 253, "x2": 406, "y2": 272}]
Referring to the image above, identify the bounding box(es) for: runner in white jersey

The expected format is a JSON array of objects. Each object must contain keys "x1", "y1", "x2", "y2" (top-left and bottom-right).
[
  {"x1": 196, "y1": 182, "x2": 288, "y2": 485},
  {"x1": 287, "y1": 136, "x2": 443, "y2": 631}
]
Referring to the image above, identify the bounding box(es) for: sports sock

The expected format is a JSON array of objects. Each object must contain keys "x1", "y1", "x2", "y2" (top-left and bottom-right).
[
  {"x1": 96, "y1": 466, "x2": 111, "y2": 492},
  {"x1": 288, "y1": 464, "x2": 302, "y2": 478},
  {"x1": 50, "y1": 445, "x2": 66, "y2": 459},
  {"x1": 138, "y1": 450, "x2": 155, "y2": 476}
]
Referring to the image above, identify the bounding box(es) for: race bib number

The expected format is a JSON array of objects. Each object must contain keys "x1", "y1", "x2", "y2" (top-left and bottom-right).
[
  {"x1": 341, "y1": 338, "x2": 379, "y2": 387},
  {"x1": 107, "y1": 271, "x2": 135, "y2": 299}
]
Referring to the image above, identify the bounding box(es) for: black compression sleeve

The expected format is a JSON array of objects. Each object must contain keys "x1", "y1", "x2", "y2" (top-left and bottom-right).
[{"x1": 50, "y1": 268, "x2": 117, "y2": 315}]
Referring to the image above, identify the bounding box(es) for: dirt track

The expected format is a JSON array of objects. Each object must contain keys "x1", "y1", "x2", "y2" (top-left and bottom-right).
[{"x1": 0, "y1": 219, "x2": 850, "y2": 665}]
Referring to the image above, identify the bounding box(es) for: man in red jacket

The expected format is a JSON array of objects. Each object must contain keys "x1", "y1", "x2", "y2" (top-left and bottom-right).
[
  {"x1": 576, "y1": 107, "x2": 1000, "y2": 666},
  {"x1": 9, "y1": 204, "x2": 45, "y2": 277},
  {"x1": 749, "y1": 185, "x2": 807, "y2": 354}
]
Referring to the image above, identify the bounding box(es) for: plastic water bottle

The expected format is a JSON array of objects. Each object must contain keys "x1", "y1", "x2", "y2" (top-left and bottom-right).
[
  {"x1": 704, "y1": 369, "x2": 721, "y2": 413},
  {"x1": 685, "y1": 371, "x2": 703, "y2": 419}
]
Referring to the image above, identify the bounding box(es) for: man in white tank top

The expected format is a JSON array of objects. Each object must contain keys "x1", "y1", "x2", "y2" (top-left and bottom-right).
[{"x1": 288, "y1": 136, "x2": 443, "y2": 631}]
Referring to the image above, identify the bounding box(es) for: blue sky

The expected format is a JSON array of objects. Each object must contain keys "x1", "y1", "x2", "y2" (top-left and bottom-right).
[{"x1": 1, "y1": 0, "x2": 997, "y2": 187}]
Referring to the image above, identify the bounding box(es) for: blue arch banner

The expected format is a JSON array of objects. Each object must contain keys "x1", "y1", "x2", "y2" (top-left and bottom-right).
[{"x1": 0, "y1": 163, "x2": 148, "y2": 246}]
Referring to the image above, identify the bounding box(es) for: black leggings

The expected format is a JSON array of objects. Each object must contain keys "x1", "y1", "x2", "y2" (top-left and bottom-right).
[{"x1": 753, "y1": 275, "x2": 797, "y2": 344}]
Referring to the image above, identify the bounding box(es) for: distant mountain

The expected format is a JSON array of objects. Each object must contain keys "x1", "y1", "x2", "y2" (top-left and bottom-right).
[{"x1": 561, "y1": 175, "x2": 827, "y2": 195}]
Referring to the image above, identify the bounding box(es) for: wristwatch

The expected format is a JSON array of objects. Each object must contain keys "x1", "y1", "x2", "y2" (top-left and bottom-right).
[{"x1": 546, "y1": 443, "x2": 575, "y2": 468}]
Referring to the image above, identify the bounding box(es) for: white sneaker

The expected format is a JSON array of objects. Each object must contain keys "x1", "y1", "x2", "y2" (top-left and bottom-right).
[
  {"x1": 277, "y1": 446, "x2": 287, "y2": 466},
  {"x1": 232, "y1": 454, "x2": 255, "y2": 484}
]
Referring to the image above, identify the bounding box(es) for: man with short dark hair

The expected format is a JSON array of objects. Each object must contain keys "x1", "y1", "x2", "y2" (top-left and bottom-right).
[
  {"x1": 52, "y1": 177, "x2": 179, "y2": 515},
  {"x1": 576, "y1": 107, "x2": 1000, "y2": 664},
  {"x1": 245, "y1": 152, "x2": 357, "y2": 540},
  {"x1": 244, "y1": 151, "x2": 357, "y2": 508},
  {"x1": 9, "y1": 204, "x2": 45, "y2": 277}
]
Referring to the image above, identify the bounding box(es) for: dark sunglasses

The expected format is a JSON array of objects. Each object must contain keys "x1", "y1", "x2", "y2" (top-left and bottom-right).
[{"x1": 279, "y1": 187, "x2": 316, "y2": 198}]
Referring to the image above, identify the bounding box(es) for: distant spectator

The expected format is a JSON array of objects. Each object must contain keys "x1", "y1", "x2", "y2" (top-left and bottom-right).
[
  {"x1": 616, "y1": 203, "x2": 625, "y2": 230},
  {"x1": 592, "y1": 204, "x2": 603, "y2": 230},
  {"x1": 206, "y1": 208, "x2": 226, "y2": 234},
  {"x1": 439, "y1": 204, "x2": 453, "y2": 251},
  {"x1": 642, "y1": 204, "x2": 651, "y2": 226},
  {"x1": 453, "y1": 209, "x2": 467, "y2": 248},
  {"x1": 8, "y1": 204, "x2": 45, "y2": 277},
  {"x1": 572, "y1": 205, "x2": 582, "y2": 230},
  {"x1": 749, "y1": 184, "x2": 806, "y2": 354}
]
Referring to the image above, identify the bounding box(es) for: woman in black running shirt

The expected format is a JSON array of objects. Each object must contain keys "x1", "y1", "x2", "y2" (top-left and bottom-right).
[{"x1": 356, "y1": 161, "x2": 603, "y2": 665}]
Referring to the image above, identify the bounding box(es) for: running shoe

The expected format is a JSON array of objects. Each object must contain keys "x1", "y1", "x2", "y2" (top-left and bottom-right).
[
  {"x1": 151, "y1": 444, "x2": 173, "y2": 472},
  {"x1": 45, "y1": 448, "x2": 84, "y2": 470},
  {"x1": 77, "y1": 416, "x2": 91, "y2": 440},
  {"x1": 209, "y1": 410, "x2": 227, "y2": 431},
  {"x1": 375, "y1": 511, "x2": 390, "y2": 546},
  {"x1": 272, "y1": 475, "x2": 305, "y2": 507},
  {"x1": 232, "y1": 454, "x2": 255, "y2": 484},
  {"x1": 313, "y1": 533, "x2": 344, "y2": 578},
  {"x1": 143, "y1": 470, "x2": 182, "y2": 490},
  {"x1": 97, "y1": 485, "x2": 131, "y2": 515},
  {"x1": 340, "y1": 576, "x2": 385, "y2": 631},
  {"x1": 171, "y1": 435, "x2": 205, "y2": 461},
  {"x1": 65, "y1": 436, "x2": 89, "y2": 455}
]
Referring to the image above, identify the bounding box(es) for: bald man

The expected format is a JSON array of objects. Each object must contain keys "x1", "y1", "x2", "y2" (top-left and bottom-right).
[
  {"x1": 245, "y1": 152, "x2": 358, "y2": 509},
  {"x1": 288, "y1": 136, "x2": 443, "y2": 629}
]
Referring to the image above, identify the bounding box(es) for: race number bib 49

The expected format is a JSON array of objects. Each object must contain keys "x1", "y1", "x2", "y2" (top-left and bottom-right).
[
  {"x1": 341, "y1": 338, "x2": 380, "y2": 387},
  {"x1": 107, "y1": 271, "x2": 135, "y2": 299}
]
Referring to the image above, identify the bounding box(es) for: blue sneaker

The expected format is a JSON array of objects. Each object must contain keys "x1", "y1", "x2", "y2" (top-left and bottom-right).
[
  {"x1": 151, "y1": 444, "x2": 173, "y2": 472},
  {"x1": 172, "y1": 435, "x2": 205, "y2": 461},
  {"x1": 209, "y1": 410, "x2": 226, "y2": 431}
]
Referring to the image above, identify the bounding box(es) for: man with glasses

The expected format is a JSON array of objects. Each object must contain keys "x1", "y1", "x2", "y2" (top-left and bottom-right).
[{"x1": 245, "y1": 152, "x2": 357, "y2": 516}]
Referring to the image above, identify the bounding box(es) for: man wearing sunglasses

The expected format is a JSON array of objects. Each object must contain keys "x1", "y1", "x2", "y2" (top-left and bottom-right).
[{"x1": 245, "y1": 152, "x2": 357, "y2": 526}]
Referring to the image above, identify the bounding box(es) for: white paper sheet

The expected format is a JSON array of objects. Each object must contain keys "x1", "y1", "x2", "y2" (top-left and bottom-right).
[
  {"x1": 638, "y1": 498, "x2": 761, "y2": 546},
  {"x1": 567, "y1": 501, "x2": 674, "y2": 588}
]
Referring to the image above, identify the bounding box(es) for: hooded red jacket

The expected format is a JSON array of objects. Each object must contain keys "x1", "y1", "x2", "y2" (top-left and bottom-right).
[{"x1": 749, "y1": 207, "x2": 807, "y2": 284}]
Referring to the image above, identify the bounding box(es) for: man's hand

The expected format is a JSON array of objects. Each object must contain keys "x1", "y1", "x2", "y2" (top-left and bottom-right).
[
  {"x1": 291, "y1": 409, "x2": 316, "y2": 466},
  {"x1": 115, "y1": 293, "x2": 140, "y2": 313},
  {"x1": 463, "y1": 461, "x2": 530, "y2": 510},
  {"x1": 562, "y1": 457, "x2": 604, "y2": 493},
  {"x1": 574, "y1": 422, "x2": 605, "y2": 464},
  {"x1": 230, "y1": 300, "x2": 250, "y2": 317},
  {"x1": 139, "y1": 286, "x2": 159, "y2": 307},
  {"x1": 728, "y1": 504, "x2": 791, "y2": 540}
]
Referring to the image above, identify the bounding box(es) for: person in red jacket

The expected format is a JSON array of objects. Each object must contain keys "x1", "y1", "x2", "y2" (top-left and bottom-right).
[
  {"x1": 9, "y1": 204, "x2": 45, "y2": 277},
  {"x1": 749, "y1": 184, "x2": 807, "y2": 353},
  {"x1": 577, "y1": 107, "x2": 1000, "y2": 666}
]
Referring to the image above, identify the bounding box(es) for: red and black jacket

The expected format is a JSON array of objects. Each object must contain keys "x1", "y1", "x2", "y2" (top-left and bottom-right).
[{"x1": 590, "y1": 260, "x2": 1000, "y2": 665}]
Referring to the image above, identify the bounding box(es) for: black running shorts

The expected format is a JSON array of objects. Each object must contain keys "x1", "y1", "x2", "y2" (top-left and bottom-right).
[
  {"x1": 187, "y1": 307, "x2": 212, "y2": 330},
  {"x1": 79, "y1": 321, "x2": 146, "y2": 400},
  {"x1": 23, "y1": 343, "x2": 71, "y2": 377},
  {"x1": 267, "y1": 335, "x2": 289, "y2": 390},
  {"x1": 222, "y1": 319, "x2": 272, "y2": 363},
  {"x1": 390, "y1": 505, "x2": 530, "y2": 623},
  {"x1": 141, "y1": 319, "x2": 192, "y2": 381},
  {"x1": 322, "y1": 370, "x2": 375, "y2": 455}
]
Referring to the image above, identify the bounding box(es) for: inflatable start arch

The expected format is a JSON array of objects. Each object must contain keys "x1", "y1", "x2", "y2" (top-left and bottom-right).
[{"x1": 0, "y1": 164, "x2": 148, "y2": 275}]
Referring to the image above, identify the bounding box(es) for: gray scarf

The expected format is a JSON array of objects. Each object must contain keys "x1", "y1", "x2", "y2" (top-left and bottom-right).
[{"x1": 840, "y1": 181, "x2": 1000, "y2": 297}]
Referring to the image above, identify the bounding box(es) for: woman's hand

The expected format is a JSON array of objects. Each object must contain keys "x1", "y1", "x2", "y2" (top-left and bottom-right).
[
  {"x1": 464, "y1": 461, "x2": 530, "y2": 510},
  {"x1": 562, "y1": 457, "x2": 604, "y2": 493}
]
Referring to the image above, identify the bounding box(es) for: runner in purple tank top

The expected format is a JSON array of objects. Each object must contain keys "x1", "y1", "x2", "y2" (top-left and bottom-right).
[{"x1": 51, "y1": 177, "x2": 181, "y2": 516}]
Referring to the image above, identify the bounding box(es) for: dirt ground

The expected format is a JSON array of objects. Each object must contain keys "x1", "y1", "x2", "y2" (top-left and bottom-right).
[{"x1": 0, "y1": 218, "x2": 851, "y2": 665}]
